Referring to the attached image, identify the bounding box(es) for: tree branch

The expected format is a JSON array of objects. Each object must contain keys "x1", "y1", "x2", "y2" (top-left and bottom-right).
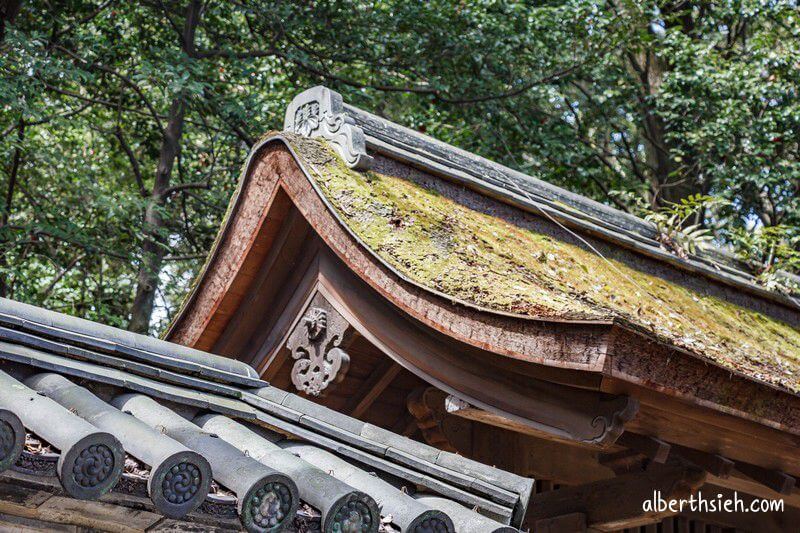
[
  {"x1": 52, "y1": 0, "x2": 115, "y2": 41},
  {"x1": 112, "y1": 126, "x2": 147, "y2": 197},
  {"x1": 162, "y1": 181, "x2": 210, "y2": 198},
  {"x1": 52, "y1": 44, "x2": 165, "y2": 132},
  {"x1": 39, "y1": 252, "x2": 87, "y2": 302}
]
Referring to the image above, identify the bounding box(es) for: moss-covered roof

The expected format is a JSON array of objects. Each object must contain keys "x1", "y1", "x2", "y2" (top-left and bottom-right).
[{"x1": 288, "y1": 136, "x2": 800, "y2": 394}]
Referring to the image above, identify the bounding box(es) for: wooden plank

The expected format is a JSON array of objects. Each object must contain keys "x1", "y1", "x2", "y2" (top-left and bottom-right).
[
  {"x1": 0, "y1": 513, "x2": 77, "y2": 532},
  {"x1": 0, "y1": 481, "x2": 53, "y2": 519},
  {"x1": 36, "y1": 496, "x2": 162, "y2": 533},
  {"x1": 675, "y1": 516, "x2": 690, "y2": 533},
  {"x1": 168, "y1": 153, "x2": 293, "y2": 350},
  {"x1": 213, "y1": 204, "x2": 311, "y2": 357},
  {"x1": 506, "y1": 431, "x2": 612, "y2": 485},
  {"x1": 345, "y1": 359, "x2": 401, "y2": 418},
  {"x1": 533, "y1": 512, "x2": 587, "y2": 533}
]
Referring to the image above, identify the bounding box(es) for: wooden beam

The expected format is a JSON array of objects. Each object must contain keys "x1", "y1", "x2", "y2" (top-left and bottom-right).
[
  {"x1": 706, "y1": 472, "x2": 800, "y2": 508},
  {"x1": 670, "y1": 444, "x2": 734, "y2": 479},
  {"x1": 527, "y1": 464, "x2": 706, "y2": 531},
  {"x1": 599, "y1": 449, "x2": 647, "y2": 475},
  {"x1": 443, "y1": 395, "x2": 600, "y2": 449},
  {"x1": 344, "y1": 359, "x2": 400, "y2": 418},
  {"x1": 618, "y1": 432, "x2": 670, "y2": 463},
  {"x1": 734, "y1": 462, "x2": 796, "y2": 495},
  {"x1": 679, "y1": 484, "x2": 799, "y2": 533}
]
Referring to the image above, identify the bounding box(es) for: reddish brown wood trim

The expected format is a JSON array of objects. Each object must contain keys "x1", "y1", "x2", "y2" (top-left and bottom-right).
[
  {"x1": 606, "y1": 326, "x2": 800, "y2": 435},
  {"x1": 281, "y1": 142, "x2": 612, "y2": 371},
  {"x1": 168, "y1": 144, "x2": 293, "y2": 350},
  {"x1": 170, "y1": 137, "x2": 613, "y2": 369},
  {"x1": 314, "y1": 253, "x2": 636, "y2": 445}
]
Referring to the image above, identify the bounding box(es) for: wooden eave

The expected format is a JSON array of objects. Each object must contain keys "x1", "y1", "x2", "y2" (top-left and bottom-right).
[{"x1": 165, "y1": 136, "x2": 800, "y2": 472}]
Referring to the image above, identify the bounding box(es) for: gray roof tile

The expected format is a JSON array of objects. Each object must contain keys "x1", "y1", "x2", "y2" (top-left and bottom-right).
[{"x1": 0, "y1": 296, "x2": 529, "y2": 531}]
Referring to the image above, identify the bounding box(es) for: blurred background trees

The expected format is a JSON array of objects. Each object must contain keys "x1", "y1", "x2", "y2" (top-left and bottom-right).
[{"x1": 1, "y1": 0, "x2": 798, "y2": 333}]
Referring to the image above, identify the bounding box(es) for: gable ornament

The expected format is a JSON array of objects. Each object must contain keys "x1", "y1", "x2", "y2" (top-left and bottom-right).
[
  {"x1": 284, "y1": 86, "x2": 373, "y2": 170},
  {"x1": 286, "y1": 294, "x2": 352, "y2": 396}
]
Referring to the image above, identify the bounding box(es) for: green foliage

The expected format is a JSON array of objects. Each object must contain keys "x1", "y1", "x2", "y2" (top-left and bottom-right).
[
  {"x1": 642, "y1": 194, "x2": 723, "y2": 258},
  {"x1": 1, "y1": 1, "x2": 799, "y2": 333},
  {"x1": 729, "y1": 224, "x2": 800, "y2": 292}
]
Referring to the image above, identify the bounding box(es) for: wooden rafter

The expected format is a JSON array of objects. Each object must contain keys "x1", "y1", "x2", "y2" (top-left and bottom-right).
[
  {"x1": 734, "y1": 462, "x2": 796, "y2": 495},
  {"x1": 344, "y1": 358, "x2": 400, "y2": 418}
]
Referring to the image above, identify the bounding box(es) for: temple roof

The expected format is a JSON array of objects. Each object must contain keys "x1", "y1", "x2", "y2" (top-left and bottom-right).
[
  {"x1": 281, "y1": 134, "x2": 800, "y2": 394},
  {"x1": 161, "y1": 86, "x2": 800, "y2": 466},
  {"x1": 0, "y1": 297, "x2": 528, "y2": 532}
]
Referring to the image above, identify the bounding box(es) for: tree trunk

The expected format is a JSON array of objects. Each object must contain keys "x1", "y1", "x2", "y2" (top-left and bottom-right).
[
  {"x1": 128, "y1": 98, "x2": 185, "y2": 333},
  {"x1": 626, "y1": 4, "x2": 704, "y2": 211},
  {"x1": 0, "y1": 118, "x2": 24, "y2": 298},
  {"x1": 0, "y1": 1, "x2": 23, "y2": 43},
  {"x1": 128, "y1": 1, "x2": 201, "y2": 333}
]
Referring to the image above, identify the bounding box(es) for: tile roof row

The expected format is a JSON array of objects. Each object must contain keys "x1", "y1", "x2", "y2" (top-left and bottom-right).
[{"x1": 0, "y1": 297, "x2": 530, "y2": 532}]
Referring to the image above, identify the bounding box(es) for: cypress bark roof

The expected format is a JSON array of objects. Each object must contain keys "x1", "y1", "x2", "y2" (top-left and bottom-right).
[
  {"x1": 0, "y1": 297, "x2": 527, "y2": 532},
  {"x1": 284, "y1": 133, "x2": 800, "y2": 394}
]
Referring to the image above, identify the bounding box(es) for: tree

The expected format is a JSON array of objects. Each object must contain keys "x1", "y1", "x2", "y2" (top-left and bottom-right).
[{"x1": 1, "y1": 1, "x2": 798, "y2": 333}]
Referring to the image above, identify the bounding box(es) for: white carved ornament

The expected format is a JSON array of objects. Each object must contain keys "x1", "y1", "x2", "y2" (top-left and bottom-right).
[{"x1": 284, "y1": 86, "x2": 373, "y2": 169}]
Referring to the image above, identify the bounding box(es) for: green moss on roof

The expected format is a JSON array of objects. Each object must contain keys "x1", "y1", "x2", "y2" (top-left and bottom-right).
[{"x1": 288, "y1": 136, "x2": 800, "y2": 393}]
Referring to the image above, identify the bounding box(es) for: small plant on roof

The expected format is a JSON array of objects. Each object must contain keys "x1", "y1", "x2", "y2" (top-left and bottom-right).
[
  {"x1": 643, "y1": 194, "x2": 722, "y2": 259},
  {"x1": 728, "y1": 225, "x2": 800, "y2": 294}
]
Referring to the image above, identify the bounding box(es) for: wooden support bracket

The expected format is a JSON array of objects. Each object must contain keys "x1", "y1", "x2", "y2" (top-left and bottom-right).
[{"x1": 618, "y1": 433, "x2": 670, "y2": 464}]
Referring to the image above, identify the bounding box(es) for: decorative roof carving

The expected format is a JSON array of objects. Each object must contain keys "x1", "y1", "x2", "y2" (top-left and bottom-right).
[
  {"x1": 287, "y1": 292, "x2": 352, "y2": 397},
  {"x1": 284, "y1": 86, "x2": 373, "y2": 170}
]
